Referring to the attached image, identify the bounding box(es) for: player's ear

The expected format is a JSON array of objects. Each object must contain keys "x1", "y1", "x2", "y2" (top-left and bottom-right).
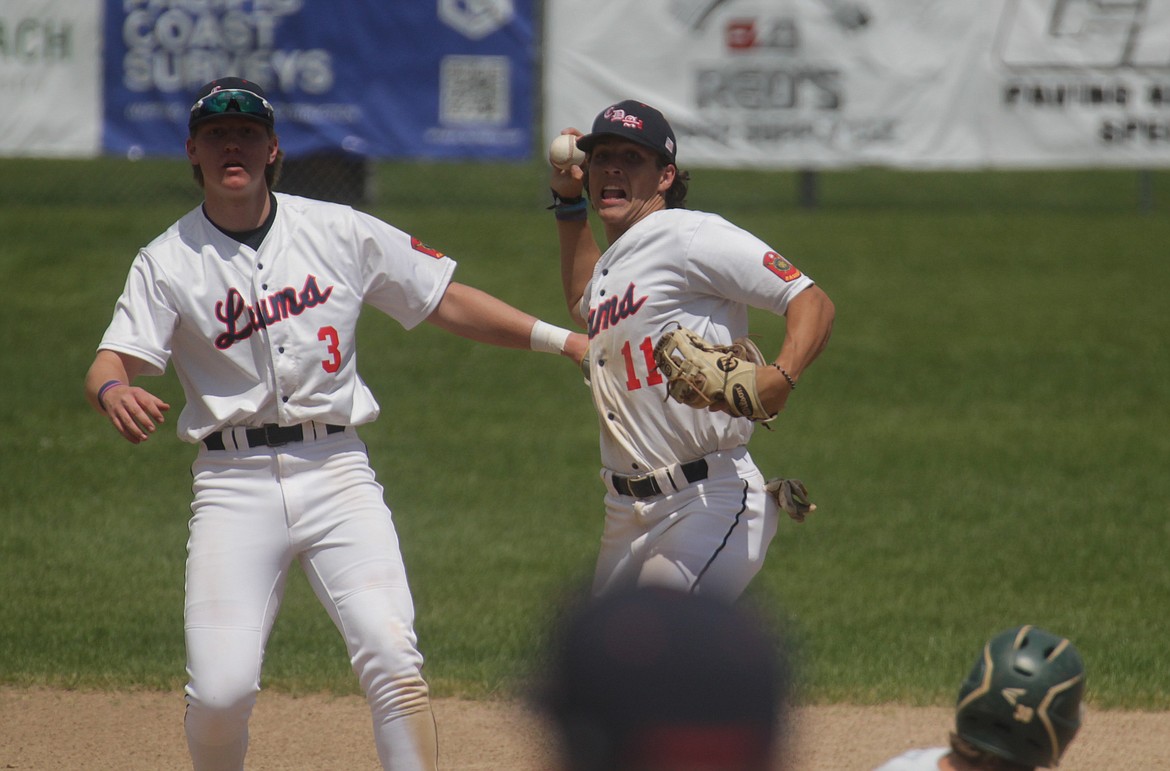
[
  {"x1": 185, "y1": 136, "x2": 198, "y2": 165},
  {"x1": 267, "y1": 132, "x2": 279, "y2": 164},
  {"x1": 657, "y1": 163, "x2": 677, "y2": 195}
]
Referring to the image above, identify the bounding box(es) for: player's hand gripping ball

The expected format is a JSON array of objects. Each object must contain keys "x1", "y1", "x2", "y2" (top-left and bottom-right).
[
  {"x1": 653, "y1": 326, "x2": 776, "y2": 423},
  {"x1": 549, "y1": 134, "x2": 586, "y2": 170}
]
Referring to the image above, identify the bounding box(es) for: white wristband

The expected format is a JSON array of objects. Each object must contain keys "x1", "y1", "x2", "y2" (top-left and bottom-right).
[{"x1": 530, "y1": 320, "x2": 571, "y2": 354}]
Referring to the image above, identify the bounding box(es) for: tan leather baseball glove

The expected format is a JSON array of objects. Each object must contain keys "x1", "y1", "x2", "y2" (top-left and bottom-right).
[{"x1": 652, "y1": 326, "x2": 776, "y2": 423}]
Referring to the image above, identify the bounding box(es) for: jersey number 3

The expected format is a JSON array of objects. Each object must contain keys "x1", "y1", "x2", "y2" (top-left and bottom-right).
[
  {"x1": 620, "y1": 336, "x2": 663, "y2": 391},
  {"x1": 319, "y1": 326, "x2": 342, "y2": 373}
]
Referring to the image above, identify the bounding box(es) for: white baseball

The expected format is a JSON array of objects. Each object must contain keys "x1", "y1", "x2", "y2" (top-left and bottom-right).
[{"x1": 549, "y1": 134, "x2": 586, "y2": 170}]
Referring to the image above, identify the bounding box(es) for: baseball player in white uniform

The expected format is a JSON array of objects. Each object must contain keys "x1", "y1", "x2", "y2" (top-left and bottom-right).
[
  {"x1": 548, "y1": 100, "x2": 835, "y2": 601},
  {"x1": 84, "y1": 77, "x2": 586, "y2": 771}
]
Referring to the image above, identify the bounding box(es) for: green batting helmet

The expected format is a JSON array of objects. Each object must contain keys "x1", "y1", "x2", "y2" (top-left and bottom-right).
[{"x1": 955, "y1": 626, "x2": 1085, "y2": 768}]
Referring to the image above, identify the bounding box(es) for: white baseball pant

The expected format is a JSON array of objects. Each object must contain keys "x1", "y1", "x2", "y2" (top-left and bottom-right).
[
  {"x1": 183, "y1": 430, "x2": 437, "y2": 770},
  {"x1": 594, "y1": 446, "x2": 779, "y2": 601}
]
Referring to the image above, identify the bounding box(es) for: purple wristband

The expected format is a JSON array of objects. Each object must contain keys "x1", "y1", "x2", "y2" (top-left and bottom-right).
[{"x1": 97, "y1": 379, "x2": 124, "y2": 412}]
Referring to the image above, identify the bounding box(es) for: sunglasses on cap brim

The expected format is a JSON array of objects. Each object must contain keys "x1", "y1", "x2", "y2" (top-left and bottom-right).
[{"x1": 190, "y1": 89, "x2": 274, "y2": 124}]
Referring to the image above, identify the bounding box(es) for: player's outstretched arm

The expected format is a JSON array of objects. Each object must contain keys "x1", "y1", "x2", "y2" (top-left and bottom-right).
[
  {"x1": 425, "y1": 281, "x2": 588, "y2": 364},
  {"x1": 85, "y1": 350, "x2": 171, "y2": 444}
]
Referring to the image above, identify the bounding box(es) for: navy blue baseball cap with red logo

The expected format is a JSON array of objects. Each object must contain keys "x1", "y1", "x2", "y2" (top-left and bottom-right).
[
  {"x1": 577, "y1": 99, "x2": 678, "y2": 164},
  {"x1": 188, "y1": 77, "x2": 275, "y2": 132}
]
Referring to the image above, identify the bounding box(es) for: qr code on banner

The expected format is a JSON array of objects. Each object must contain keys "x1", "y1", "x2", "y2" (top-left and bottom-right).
[{"x1": 440, "y1": 55, "x2": 511, "y2": 125}]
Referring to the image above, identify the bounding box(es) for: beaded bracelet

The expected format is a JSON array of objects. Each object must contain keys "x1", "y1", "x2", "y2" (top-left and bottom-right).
[
  {"x1": 770, "y1": 364, "x2": 797, "y2": 391},
  {"x1": 97, "y1": 379, "x2": 124, "y2": 412}
]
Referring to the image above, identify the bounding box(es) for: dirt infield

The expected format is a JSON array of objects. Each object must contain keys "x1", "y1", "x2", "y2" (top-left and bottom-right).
[{"x1": 2, "y1": 687, "x2": 1167, "y2": 769}]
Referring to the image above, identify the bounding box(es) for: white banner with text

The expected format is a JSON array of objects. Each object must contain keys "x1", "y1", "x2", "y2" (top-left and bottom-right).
[
  {"x1": 0, "y1": 0, "x2": 101, "y2": 157},
  {"x1": 544, "y1": 0, "x2": 1170, "y2": 168}
]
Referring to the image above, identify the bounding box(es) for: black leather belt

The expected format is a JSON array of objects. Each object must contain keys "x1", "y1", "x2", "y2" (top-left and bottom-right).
[
  {"x1": 202, "y1": 423, "x2": 345, "y2": 451},
  {"x1": 611, "y1": 458, "x2": 709, "y2": 499}
]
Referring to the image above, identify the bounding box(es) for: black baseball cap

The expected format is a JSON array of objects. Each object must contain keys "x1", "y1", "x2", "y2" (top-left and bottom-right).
[
  {"x1": 576, "y1": 99, "x2": 678, "y2": 164},
  {"x1": 188, "y1": 77, "x2": 275, "y2": 132}
]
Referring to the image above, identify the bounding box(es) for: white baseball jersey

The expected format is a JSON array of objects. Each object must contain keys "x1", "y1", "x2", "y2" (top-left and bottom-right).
[
  {"x1": 871, "y1": 747, "x2": 949, "y2": 770},
  {"x1": 99, "y1": 192, "x2": 455, "y2": 442},
  {"x1": 580, "y1": 208, "x2": 814, "y2": 474}
]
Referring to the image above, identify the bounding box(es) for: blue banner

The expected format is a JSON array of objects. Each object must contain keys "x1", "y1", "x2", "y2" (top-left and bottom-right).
[{"x1": 103, "y1": 0, "x2": 534, "y2": 160}]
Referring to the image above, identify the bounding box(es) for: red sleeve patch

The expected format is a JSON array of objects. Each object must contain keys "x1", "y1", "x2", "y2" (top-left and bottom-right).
[
  {"x1": 411, "y1": 237, "x2": 445, "y2": 259},
  {"x1": 763, "y1": 251, "x2": 802, "y2": 282}
]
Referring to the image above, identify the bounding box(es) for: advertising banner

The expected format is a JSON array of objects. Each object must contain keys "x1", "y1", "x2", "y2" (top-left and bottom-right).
[
  {"x1": 544, "y1": 0, "x2": 1170, "y2": 168},
  {"x1": 0, "y1": 0, "x2": 101, "y2": 157},
  {"x1": 103, "y1": 0, "x2": 534, "y2": 159}
]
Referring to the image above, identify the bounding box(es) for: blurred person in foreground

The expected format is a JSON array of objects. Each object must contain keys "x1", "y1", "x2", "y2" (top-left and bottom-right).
[
  {"x1": 537, "y1": 586, "x2": 792, "y2": 771},
  {"x1": 874, "y1": 625, "x2": 1085, "y2": 771}
]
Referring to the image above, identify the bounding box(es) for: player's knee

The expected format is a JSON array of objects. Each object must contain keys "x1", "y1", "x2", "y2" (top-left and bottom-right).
[
  {"x1": 367, "y1": 671, "x2": 431, "y2": 718},
  {"x1": 355, "y1": 642, "x2": 429, "y2": 715},
  {"x1": 185, "y1": 677, "x2": 260, "y2": 729},
  {"x1": 348, "y1": 621, "x2": 428, "y2": 714}
]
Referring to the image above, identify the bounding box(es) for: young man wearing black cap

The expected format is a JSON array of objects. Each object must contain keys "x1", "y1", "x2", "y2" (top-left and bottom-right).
[
  {"x1": 84, "y1": 77, "x2": 587, "y2": 770},
  {"x1": 547, "y1": 100, "x2": 835, "y2": 601}
]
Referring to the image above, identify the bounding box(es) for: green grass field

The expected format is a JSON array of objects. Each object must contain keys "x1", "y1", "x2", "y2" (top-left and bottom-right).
[{"x1": 1, "y1": 159, "x2": 1167, "y2": 710}]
